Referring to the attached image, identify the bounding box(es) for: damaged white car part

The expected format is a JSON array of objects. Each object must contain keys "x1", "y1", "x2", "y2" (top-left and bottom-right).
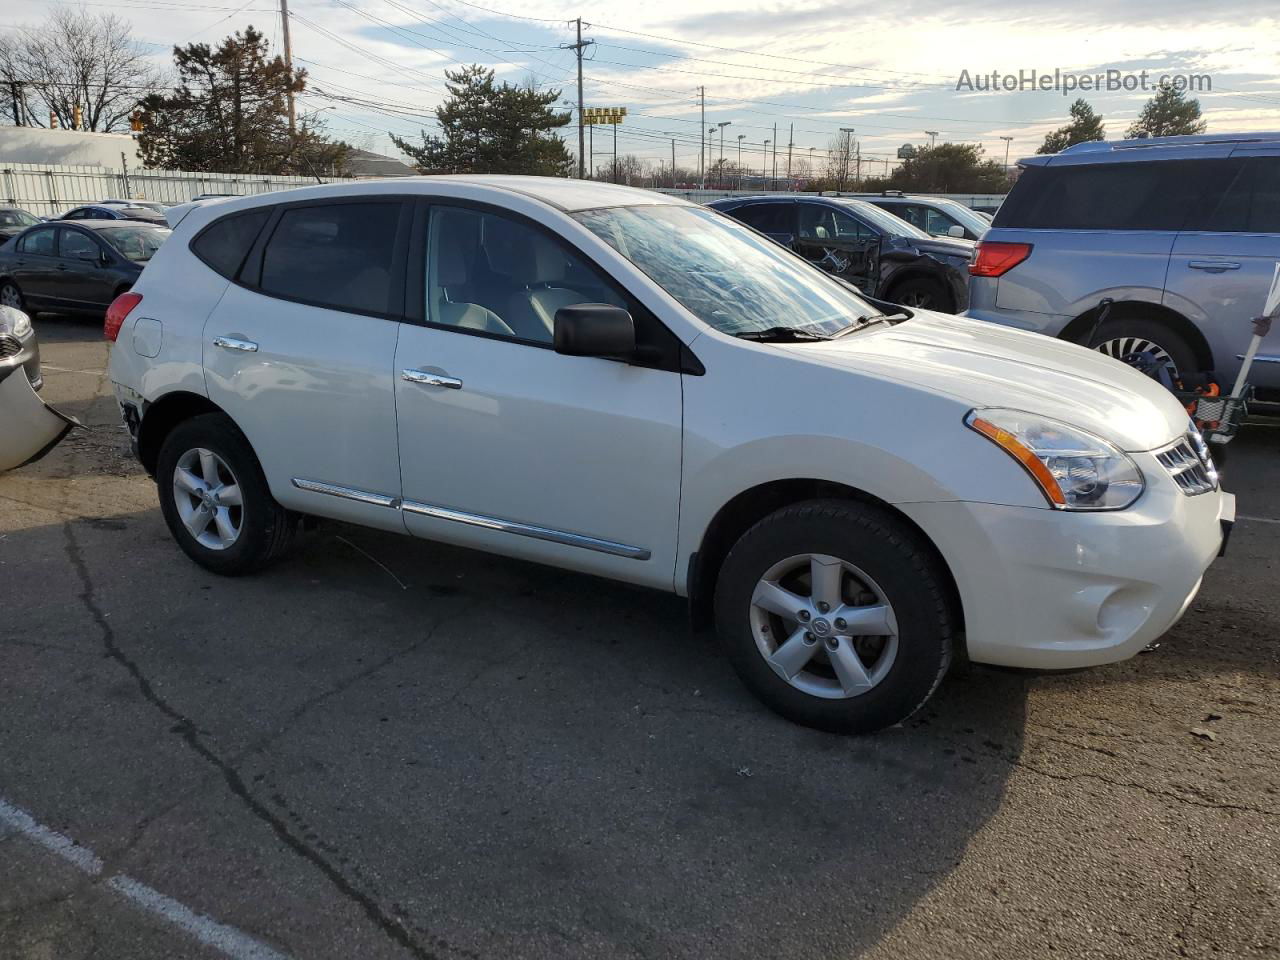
[{"x1": 0, "y1": 306, "x2": 80, "y2": 472}]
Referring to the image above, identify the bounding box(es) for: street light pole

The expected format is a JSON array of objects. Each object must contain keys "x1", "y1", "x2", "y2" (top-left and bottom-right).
[
  {"x1": 1000, "y1": 135, "x2": 1014, "y2": 173},
  {"x1": 737, "y1": 133, "x2": 745, "y2": 188},
  {"x1": 925, "y1": 129, "x2": 939, "y2": 148},
  {"x1": 715, "y1": 121, "x2": 731, "y2": 188},
  {"x1": 839, "y1": 127, "x2": 855, "y2": 192},
  {"x1": 763, "y1": 139, "x2": 770, "y2": 185}
]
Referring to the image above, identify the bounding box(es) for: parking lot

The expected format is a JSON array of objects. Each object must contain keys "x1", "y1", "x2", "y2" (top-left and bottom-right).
[{"x1": 2, "y1": 316, "x2": 1278, "y2": 959}]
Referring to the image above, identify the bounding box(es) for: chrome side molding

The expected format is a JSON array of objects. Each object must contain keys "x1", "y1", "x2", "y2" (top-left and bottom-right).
[{"x1": 291, "y1": 478, "x2": 650, "y2": 561}]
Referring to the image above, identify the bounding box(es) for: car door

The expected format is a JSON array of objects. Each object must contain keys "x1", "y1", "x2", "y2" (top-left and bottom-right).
[
  {"x1": 55, "y1": 226, "x2": 113, "y2": 310},
  {"x1": 1165, "y1": 152, "x2": 1280, "y2": 389},
  {"x1": 201, "y1": 197, "x2": 410, "y2": 533},
  {"x1": 11, "y1": 226, "x2": 60, "y2": 306},
  {"x1": 393, "y1": 200, "x2": 683, "y2": 590},
  {"x1": 794, "y1": 202, "x2": 879, "y2": 294}
]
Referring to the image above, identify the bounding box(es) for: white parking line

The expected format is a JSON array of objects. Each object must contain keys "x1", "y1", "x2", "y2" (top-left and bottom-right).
[
  {"x1": 0, "y1": 797, "x2": 292, "y2": 960},
  {"x1": 40, "y1": 364, "x2": 107, "y2": 376}
]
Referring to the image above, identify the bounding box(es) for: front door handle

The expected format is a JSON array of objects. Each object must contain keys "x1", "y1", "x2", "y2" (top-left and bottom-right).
[
  {"x1": 402, "y1": 368, "x2": 462, "y2": 389},
  {"x1": 213, "y1": 335, "x2": 259, "y2": 353},
  {"x1": 1187, "y1": 260, "x2": 1241, "y2": 272}
]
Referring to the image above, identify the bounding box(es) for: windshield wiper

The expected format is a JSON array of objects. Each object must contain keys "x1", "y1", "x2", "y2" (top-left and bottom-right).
[
  {"x1": 831, "y1": 312, "x2": 908, "y2": 338},
  {"x1": 734, "y1": 326, "x2": 831, "y2": 343}
]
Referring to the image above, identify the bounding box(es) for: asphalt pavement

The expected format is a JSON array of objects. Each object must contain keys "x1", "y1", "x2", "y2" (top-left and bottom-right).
[{"x1": 2, "y1": 316, "x2": 1277, "y2": 960}]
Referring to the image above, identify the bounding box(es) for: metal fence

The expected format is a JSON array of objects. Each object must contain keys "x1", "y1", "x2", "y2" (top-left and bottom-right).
[
  {"x1": 0, "y1": 162, "x2": 341, "y2": 217},
  {"x1": 650, "y1": 187, "x2": 1006, "y2": 210}
]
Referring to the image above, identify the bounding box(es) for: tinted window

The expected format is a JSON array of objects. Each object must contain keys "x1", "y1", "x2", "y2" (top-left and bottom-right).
[
  {"x1": 60, "y1": 229, "x2": 99, "y2": 260},
  {"x1": 996, "y1": 160, "x2": 1221, "y2": 230},
  {"x1": 731, "y1": 203, "x2": 793, "y2": 234},
  {"x1": 19, "y1": 226, "x2": 57, "y2": 255},
  {"x1": 0, "y1": 210, "x2": 39, "y2": 228},
  {"x1": 427, "y1": 205, "x2": 626, "y2": 344},
  {"x1": 1198, "y1": 157, "x2": 1280, "y2": 233},
  {"x1": 192, "y1": 210, "x2": 269, "y2": 278},
  {"x1": 260, "y1": 202, "x2": 401, "y2": 315}
]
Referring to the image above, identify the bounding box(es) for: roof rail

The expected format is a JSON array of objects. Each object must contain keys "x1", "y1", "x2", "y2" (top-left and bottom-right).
[{"x1": 1060, "y1": 132, "x2": 1280, "y2": 154}]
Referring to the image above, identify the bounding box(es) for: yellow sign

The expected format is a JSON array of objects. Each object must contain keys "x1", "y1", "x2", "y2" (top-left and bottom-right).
[{"x1": 583, "y1": 106, "x2": 627, "y2": 125}]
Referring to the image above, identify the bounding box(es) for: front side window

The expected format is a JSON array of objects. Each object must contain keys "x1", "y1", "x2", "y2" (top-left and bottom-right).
[
  {"x1": 799, "y1": 205, "x2": 874, "y2": 242},
  {"x1": 575, "y1": 204, "x2": 877, "y2": 337},
  {"x1": 259, "y1": 202, "x2": 401, "y2": 315},
  {"x1": 732, "y1": 203, "x2": 794, "y2": 234},
  {"x1": 59, "y1": 229, "x2": 100, "y2": 260},
  {"x1": 426, "y1": 205, "x2": 625, "y2": 344},
  {"x1": 19, "y1": 226, "x2": 57, "y2": 256}
]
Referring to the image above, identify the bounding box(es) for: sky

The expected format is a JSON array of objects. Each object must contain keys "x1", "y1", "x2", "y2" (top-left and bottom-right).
[{"x1": 4, "y1": 0, "x2": 1280, "y2": 177}]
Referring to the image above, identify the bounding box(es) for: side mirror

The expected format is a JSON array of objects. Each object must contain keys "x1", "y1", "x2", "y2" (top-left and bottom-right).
[
  {"x1": 947, "y1": 224, "x2": 966, "y2": 239},
  {"x1": 554, "y1": 303, "x2": 636, "y2": 359}
]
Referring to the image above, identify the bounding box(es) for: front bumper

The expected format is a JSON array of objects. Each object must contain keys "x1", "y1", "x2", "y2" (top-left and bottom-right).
[{"x1": 899, "y1": 463, "x2": 1233, "y2": 670}]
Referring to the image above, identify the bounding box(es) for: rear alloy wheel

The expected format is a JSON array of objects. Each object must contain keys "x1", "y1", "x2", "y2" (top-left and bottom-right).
[
  {"x1": 156, "y1": 413, "x2": 294, "y2": 575},
  {"x1": 1088, "y1": 318, "x2": 1197, "y2": 379},
  {"x1": 715, "y1": 499, "x2": 954, "y2": 734},
  {"x1": 0, "y1": 281, "x2": 23, "y2": 311},
  {"x1": 890, "y1": 277, "x2": 951, "y2": 312}
]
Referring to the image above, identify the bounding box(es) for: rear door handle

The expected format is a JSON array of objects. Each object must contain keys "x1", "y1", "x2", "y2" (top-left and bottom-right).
[
  {"x1": 213, "y1": 335, "x2": 258, "y2": 353},
  {"x1": 402, "y1": 368, "x2": 462, "y2": 389},
  {"x1": 1187, "y1": 260, "x2": 1241, "y2": 272}
]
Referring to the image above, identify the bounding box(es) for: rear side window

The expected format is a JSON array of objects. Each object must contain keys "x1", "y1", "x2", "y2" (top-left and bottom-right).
[
  {"x1": 192, "y1": 210, "x2": 270, "y2": 278},
  {"x1": 732, "y1": 203, "x2": 793, "y2": 234},
  {"x1": 1198, "y1": 157, "x2": 1280, "y2": 233},
  {"x1": 259, "y1": 202, "x2": 401, "y2": 315},
  {"x1": 996, "y1": 160, "x2": 1227, "y2": 231}
]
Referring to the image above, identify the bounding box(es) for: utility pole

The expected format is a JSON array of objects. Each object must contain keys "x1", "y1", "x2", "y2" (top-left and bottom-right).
[
  {"x1": 854, "y1": 140, "x2": 861, "y2": 190},
  {"x1": 786, "y1": 123, "x2": 793, "y2": 187},
  {"x1": 736, "y1": 133, "x2": 744, "y2": 188},
  {"x1": 699, "y1": 86, "x2": 705, "y2": 188},
  {"x1": 671, "y1": 137, "x2": 676, "y2": 188},
  {"x1": 771, "y1": 123, "x2": 777, "y2": 186},
  {"x1": 279, "y1": 0, "x2": 296, "y2": 134},
  {"x1": 1000, "y1": 135, "x2": 1013, "y2": 174},
  {"x1": 839, "y1": 127, "x2": 855, "y2": 192},
  {"x1": 589, "y1": 124, "x2": 594, "y2": 179},
  {"x1": 612, "y1": 120, "x2": 618, "y2": 183},
  {"x1": 561, "y1": 19, "x2": 594, "y2": 179}
]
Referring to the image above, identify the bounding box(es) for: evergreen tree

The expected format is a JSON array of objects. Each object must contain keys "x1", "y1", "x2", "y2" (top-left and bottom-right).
[
  {"x1": 1125, "y1": 84, "x2": 1207, "y2": 139},
  {"x1": 1037, "y1": 99, "x2": 1106, "y2": 154},
  {"x1": 886, "y1": 143, "x2": 1010, "y2": 193},
  {"x1": 391, "y1": 65, "x2": 572, "y2": 176},
  {"x1": 138, "y1": 27, "x2": 347, "y2": 175}
]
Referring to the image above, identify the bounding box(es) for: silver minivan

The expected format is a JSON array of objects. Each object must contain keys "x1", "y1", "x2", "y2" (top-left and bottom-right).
[{"x1": 965, "y1": 133, "x2": 1280, "y2": 390}]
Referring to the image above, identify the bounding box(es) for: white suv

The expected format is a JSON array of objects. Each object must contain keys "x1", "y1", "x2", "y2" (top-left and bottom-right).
[{"x1": 106, "y1": 177, "x2": 1234, "y2": 733}]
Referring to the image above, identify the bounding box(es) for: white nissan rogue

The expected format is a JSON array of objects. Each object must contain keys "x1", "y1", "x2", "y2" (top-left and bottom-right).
[{"x1": 106, "y1": 177, "x2": 1234, "y2": 733}]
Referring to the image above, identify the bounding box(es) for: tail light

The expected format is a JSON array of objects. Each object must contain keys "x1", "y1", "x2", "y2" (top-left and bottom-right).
[
  {"x1": 969, "y1": 241, "x2": 1033, "y2": 278},
  {"x1": 104, "y1": 292, "x2": 142, "y2": 342}
]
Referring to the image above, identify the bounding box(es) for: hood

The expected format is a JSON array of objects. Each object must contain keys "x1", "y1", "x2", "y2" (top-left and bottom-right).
[
  {"x1": 910, "y1": 236, "x2": 974, "y2": 258},
  {"x1": 789, "y1": 312, "x2": 1190, "y2": 451}
]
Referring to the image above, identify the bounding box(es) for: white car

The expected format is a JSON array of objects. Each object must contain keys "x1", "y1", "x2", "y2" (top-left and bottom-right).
[{"x1": 105, "y1": 177, "x2": 1234, "y2": 733}]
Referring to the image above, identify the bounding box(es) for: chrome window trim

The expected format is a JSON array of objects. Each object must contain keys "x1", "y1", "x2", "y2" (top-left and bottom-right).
[{"x1": 291, "y1": 478, "x2": 650, "y2": 560}]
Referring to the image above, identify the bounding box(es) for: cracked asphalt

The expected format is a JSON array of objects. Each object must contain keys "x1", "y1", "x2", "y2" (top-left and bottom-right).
[{"x1": 2, "y1": 316, "x2": 1277, "y2": 960}]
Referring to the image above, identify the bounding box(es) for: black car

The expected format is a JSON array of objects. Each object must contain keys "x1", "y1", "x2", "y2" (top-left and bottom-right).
[
  {"x1": 0, "y1": 220, "x2": 170, "y2": 318},
  {"x1": 708, "y1": 195, "x2": 974, "y2": 312},
  {"x1": 0, "y1": 207, "x2": 43, "y2": 244},
  {"x1": 60, "y1": 204, "x2": 167, "y2": 226}
]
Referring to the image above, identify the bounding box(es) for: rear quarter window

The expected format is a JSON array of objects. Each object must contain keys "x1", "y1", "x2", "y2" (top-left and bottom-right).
[
  {"x1": 995, "y1": 159, "x2": 1233, "y2": 231},
  {"x1": 191, "y1": 209, "x2": 271, "y2": 279}
]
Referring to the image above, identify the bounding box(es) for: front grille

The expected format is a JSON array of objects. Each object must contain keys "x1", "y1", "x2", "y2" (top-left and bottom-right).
[
  {"x1": 1157, "y1": 434, "x2": 1218, "y2": 496},
  {"x1": 0, "y1": 334, "x2": 21, "y2": 359}
]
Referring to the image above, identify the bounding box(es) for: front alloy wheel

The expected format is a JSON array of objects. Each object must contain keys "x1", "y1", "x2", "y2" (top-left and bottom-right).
[
  {"x1": 750, "y1": 553, "x2": 899, "y2": 699},
  {"x1": 0, "y1": 282, "x2": 23, "y2": 311}
]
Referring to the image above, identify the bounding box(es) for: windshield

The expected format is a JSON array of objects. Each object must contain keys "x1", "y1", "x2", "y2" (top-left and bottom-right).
[
  {"x1": 99, "y1": 226, "x2": 169, "y2": 261},
  {"x1": 836, "y1": 199, "x2": 931, "y2": 239},
  {"x1": 0, "y1": 210, "x2": 39, "y2": 228},
  {"x1": 574, "y1": 204, "x2": 879, "y2": 337},
  {"x1": 929, "y1": 199, "x2": 990, "y2": 236}
]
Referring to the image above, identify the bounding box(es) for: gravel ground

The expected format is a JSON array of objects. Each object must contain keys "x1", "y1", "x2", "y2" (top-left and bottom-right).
[{"x1": 1, "y1": 316, "x2": 1276, "y2": 960}]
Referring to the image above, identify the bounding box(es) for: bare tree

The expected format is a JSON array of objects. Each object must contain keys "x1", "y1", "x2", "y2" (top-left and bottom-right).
[
  {"x1": 1, "y1": 9, "x2": 161, "y2": 132},
  {"x1": 825, "y1": 134, "x2": 854, "y2": 191}
]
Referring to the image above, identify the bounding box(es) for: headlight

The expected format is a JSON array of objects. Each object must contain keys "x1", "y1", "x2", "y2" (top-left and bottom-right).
[
  {"x1": 12, "y1": 310, "x2": 32, "y2": 338},
  {"x1": 965, "y1": 408, "x2": 1145, "y2": 510}
]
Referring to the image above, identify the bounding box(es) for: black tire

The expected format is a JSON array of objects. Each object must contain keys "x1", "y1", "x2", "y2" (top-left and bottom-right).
[
  {"x1": 155, "y1": 413, "x2": 294, "y2": 575},
  {"x1": 1087, "y1": 317, "x2": 1198, "y2": 376},
  {"x1": 714, "y1": 499, "x2": 955, "y2": 734},
  {"x1": 0, "y1": 280, "x2": 24, "y2": 313},
  {"x1": 888, "y1": 277, "x2": 952, "y2": 312}
]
